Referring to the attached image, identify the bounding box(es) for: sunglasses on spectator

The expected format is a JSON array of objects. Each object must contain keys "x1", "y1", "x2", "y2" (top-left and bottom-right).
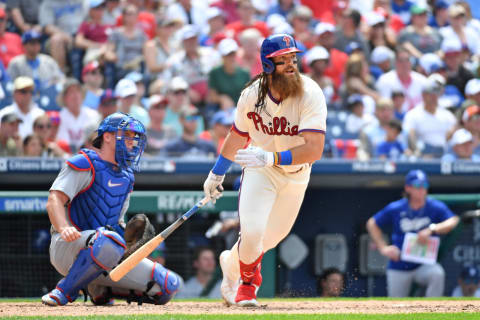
[
  {"x1": 173, "y1": 90, "x2": 187, "y2": 95},
  {"x1": 410, "y1": 182, "x2": 429, "y2": 189},
  {"x1": 18, "y1": 89, "x2": 33, "y2": 94},
  {"x1": 35, "y1": 123, "x2": 52, "y2": 129},
  {"x1": 151, "y1": 104, "x2": 167, "y2": 110},
  {"x1": 184, "y1": 115, "x2": 200, "y2": 122}
]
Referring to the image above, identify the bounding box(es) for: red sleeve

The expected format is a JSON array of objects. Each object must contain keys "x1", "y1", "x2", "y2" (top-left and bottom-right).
[{"x1": 78, "y1": 22, "x2": 88, "y2": 35}]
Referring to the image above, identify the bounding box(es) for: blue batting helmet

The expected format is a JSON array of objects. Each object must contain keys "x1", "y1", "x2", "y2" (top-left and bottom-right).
[
  {"x1": 93, "y1": 112, "x2": 146, "y2": 172},
  {"x1": 260, "y1": 33, "x2": 302, "y2": 74}
]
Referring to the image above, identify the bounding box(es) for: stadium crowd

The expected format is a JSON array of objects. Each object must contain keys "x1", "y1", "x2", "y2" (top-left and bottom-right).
[{"x1": 0, "y1": 0, "x2": 480, "y2": 160}]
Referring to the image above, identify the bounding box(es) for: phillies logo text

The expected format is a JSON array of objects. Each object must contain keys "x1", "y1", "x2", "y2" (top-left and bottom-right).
[{"x1": 247, "y1": 112, "x2": 298, "y2": 136}]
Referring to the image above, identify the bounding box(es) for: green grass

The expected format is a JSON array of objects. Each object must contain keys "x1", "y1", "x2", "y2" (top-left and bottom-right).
[{"x1": 2, "y1": 315, "x2": 480, "y2": 320}]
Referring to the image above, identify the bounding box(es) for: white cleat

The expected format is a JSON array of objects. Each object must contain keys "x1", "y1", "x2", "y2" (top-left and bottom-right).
[
  {"x1": 219, "y1": 250, "x2": 239, "y2": 306},
  {"x1": 236, "y1": 299, "x2": 259, "y2": 307}
]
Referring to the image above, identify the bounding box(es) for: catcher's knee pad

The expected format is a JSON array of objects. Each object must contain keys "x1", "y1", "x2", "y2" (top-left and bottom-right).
[
  {"x1": 150, "y1": 262, "x2": 180, "y2": 304},
  {"x1": 57, "y1": 227, "x2": 126, "y2": 302}
]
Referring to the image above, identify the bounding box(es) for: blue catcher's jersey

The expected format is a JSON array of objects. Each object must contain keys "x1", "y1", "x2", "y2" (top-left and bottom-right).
[
  {"x1": 373, "y1": 197, "x2": 455, "y2": 271},
  {"x1": 67, "y1": 149, "x2": 134, "y2": 236}
]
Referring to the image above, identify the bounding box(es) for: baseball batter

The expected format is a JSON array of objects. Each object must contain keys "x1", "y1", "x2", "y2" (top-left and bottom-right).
[
  {"x1": 42, "y1": 112, "x2": 179, "y2": 306},
  {"x1": 366, "y1": 170, "x2": 459, "y2": 297},
  {"x1": 203, "y1": 33, "x2": 327, "y2": 307}
]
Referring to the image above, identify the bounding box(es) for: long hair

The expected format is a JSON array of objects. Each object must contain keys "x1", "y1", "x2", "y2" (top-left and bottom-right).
[{"x1": 244, "y1": 72, "x2": 269, "y2": 115}]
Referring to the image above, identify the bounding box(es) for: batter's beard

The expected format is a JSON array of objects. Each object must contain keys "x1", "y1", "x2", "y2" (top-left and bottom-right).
[{"x1": 271, "y1": 69, "x2": 303, "y2": 100}]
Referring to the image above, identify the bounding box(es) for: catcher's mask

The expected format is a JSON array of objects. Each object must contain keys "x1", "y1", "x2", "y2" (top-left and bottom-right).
[{"x1": 93, "y1": 112, "x2": 146, "y2": 172}]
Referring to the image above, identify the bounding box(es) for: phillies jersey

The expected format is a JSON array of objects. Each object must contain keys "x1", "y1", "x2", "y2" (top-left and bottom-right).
[
  {"x1": 374, "y1": 197, "x2": 455, "y2": 271},
  {"x1": 233, "y1": 74, "x2": 327, "y2": 173}
]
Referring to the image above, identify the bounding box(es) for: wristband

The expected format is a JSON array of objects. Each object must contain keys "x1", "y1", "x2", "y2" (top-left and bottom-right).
[
  {"x1": 211, "y1": 154, "x2": 233, "y2": 175},
  {"x1": 274, "y1": 150, "x2": 293, "y2": 165}
]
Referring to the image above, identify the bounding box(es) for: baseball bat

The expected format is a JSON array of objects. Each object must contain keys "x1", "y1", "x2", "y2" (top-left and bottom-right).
[{"x1": 109, "y1": 196, "x2": 212, "y2": 282}]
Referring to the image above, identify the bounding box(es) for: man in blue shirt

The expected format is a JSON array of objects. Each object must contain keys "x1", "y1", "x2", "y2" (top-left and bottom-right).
[{"x1": 366, "y1": 169, "x2": 459, "y2": 297}]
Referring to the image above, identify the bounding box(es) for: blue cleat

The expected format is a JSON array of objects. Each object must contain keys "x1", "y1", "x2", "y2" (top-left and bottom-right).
[{"x1": 41, "y1": 288, "x2": 69, "y2": 306}]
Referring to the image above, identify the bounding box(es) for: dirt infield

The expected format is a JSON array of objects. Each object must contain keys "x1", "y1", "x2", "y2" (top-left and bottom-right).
[{"x1": 1, "y1": 300, "x2": 480, "y2": 317}]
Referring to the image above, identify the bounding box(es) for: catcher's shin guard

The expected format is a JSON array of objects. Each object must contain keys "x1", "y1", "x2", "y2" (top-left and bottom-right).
[
  {"x1": 43, "y1": 228, "x2": 126, "y2": 306},
  {"x1": 235, "y1": 254, "x2": 263, "y2": 307},
  {"x1": 149, "y1": 262, "x2": 180, "y2": 304}
]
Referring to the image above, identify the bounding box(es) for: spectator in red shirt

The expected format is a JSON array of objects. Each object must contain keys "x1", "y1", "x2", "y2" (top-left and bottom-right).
[
  {"x1": 116, "y1": 0, "x2": 156, "y2": 39},
  {"x1": 211, "y1": 0, "x2": 240, "y2": 24},
  {"x1": 288, "y1": 5, "x2": 316, "y2": 49},
  {"x1": 75, "y1": 0, "x2": 112, "y2": 65},
  {"x1": 0, "y1": 7, "x2": 24, "y2": 67},
  {"x1": 225, "y1": 0, "x2": 270, "y2": 42},
  {"x1": 314, "y1": 22, "x2": 348, "y2": 91}
]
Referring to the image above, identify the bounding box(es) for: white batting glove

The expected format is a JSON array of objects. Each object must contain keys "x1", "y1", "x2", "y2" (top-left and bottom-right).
[
  {"x1": 203, "y1": 171, "x2": 225, "y2": 204},
  {"x1": 235, "y1": 146, "x2": 274, "y2": 168}
]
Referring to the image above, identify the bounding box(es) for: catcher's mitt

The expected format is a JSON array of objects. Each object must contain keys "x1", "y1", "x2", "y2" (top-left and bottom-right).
[{"x1": 122, "y1": 213, "x2": 156, "y2": 260}]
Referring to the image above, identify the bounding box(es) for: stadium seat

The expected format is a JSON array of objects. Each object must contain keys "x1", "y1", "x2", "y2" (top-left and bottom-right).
[
  {"x1": 0, "y1": 81, "x2": 13, "y2": 109},
  {"x1": 36, "y1": 85, "x2": 62, "y2": 111}
]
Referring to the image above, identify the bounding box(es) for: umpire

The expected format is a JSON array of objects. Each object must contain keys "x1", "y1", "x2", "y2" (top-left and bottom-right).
[{"x1": 366, "y1": 169, "x2": 459, "y2": 297}]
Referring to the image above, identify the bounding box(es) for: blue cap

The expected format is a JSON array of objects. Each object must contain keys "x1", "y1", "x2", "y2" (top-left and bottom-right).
[
  {"x1": 210, "y1": 110, "x2": 235, "y2": 127},
  {"x1": 461, "y1": 266, "x2": 480, "y2": 284},
  {"x1": 125, "y1": 71, "x2": 143, "y2": 83},
  {"x1": 22, "y1": 30, "x2": 42, "y2": 44},
  {"x1": 405, "y1": 169, "x2": 429, "y2": 187},
  {"x1": 435, "y1": 0, "x2": 449, "y2": 9},
  {"x1": 346, "y1": 41, "x2": 361, "y2": 54}
]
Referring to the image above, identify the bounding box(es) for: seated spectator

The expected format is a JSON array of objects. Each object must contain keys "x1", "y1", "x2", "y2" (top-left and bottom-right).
[
  {"x1": 266, "y1": 0, "x2": 296, "y2": 20},
  {"x1": 115, "y1": 0, "x2": 155, "y2": 39},
  {"x1": 428, "y1": 0, "x2": 449, "y2": 29},
  {"x1": 376, "y1": 48, "x2": 427, "y2": 113},
  {"x1": 56, "y1": 78, "x2": 100, "y2": 152},
  {"x1": 164, "y1": 0, "x2": 207, "y2": 34},
  {"x1": 75, "y1": 0, "x2": 112, "y2": 66},
  {"x1": 207, "y1": 38, "x2": 250, "y2": 113},
  {"x1": 403, "y1": 76, "x2": 457, "y2": 158},
  {"x1": 440, "y1": 5, "x2": 480, "y2": 57},
  {"x1": 225, "y1": 0, "x2": 270, "y2": 41},
  {"x1": 236, "y1": 28, "x2": 263, "y2": 78},
  {"x1": 39, "y1": 0, "x2": 87, "y2": 72},
  {"x1": 0, "y1": 7, "x2": 24, "y2": 67},
  {"x1": 345, "y1": 94, "x2": 376, "y2": 136},
  {"x1": 102, "y1": 0, "x2": 121, "y2": 26},
  {"x1": 81, "y1": 61, "x2": 103, "y2": 109},
  {"x1": 391, "y1": 0, "x2": 414, "y2": 25},
  {"x1": 105, "y1": 4, "x2": 147, "y2": 83},
  {"x1": 391, "y1": 89, "x2": 406, "y2": 121},
  {"x1": 144, "y1": 94, "x2": 177, "y2": 156},
  {"x1": 442, "y1": 128, "x2": 480, "y2": 162},
  {"x1": 441, "y1": 37, "x2": 474, "y2": 96},
  {"x1": 288, "y1": 5, "x2": 315, "y2": 49},
  {"x1": 465, "y1": 79, "x2": 480, "y2": 107},
  {"x1": 32, "y1": 114, "x2": 67, "y2": 158},
  {"x1": 167, "y1": 25, "x2": 221, "y2": 106},
  {"x1": 143, "y1": 15, "x2": 176, "y2": 82},
  {"x1": 364, "y1": 11, "x2": 396, "y2": 53},
  {"x1": 162, "y1": 106, "x2": 216, "y2": 159},
  {"x1": 0, "y1": 112, "x2": 23, "y2": 156},
  {"x1": 200, "y1": 7, "x2": 227, "y2": 47},
  {"x1": 369, "y1": 46, "x2": 394, "y2": 80},
  {"x1": 6, "y1": 0, "x2": 42, "y2": 34},
  {"x1": 0, "y1": 76, "x2": 44, "y2": 139},
  {"x1": 164, "y1": 77, "x2": 204, "y2": 136},
  {"x1": 397, "y1": 3, "x2": 442, "y2": 59},
  {"x1": 315, "y1": 22, "x2": 348, "y2": 91},
  {"x1": 358, "y1": 97, "x2": 395, "y2": 160},
  {"x1": 115, "y1": 78, "x2": 150, "y2": 127},
  {"x1": 8, "y1": 30, "x2": 64, "y2": 90},
  {"x1": 457, "y1": 1, "x2": 480, "y2": 36},
  {"x1": 317, "y1": 267, "x2": 345, "y2": 297},
  {"x1": 377, "y1": 119, "x2": 407, "y2": 160},
  {"x1": 125, "y1": 71, "x2": 148, "y2": 109},
  {"x1": 451, "y1": 266, "x2": 480, "y2": 297},
  {"x1": 97, "y1": 88, "x2": 117, "y2": 120},
  {"x1": 199, "y1": 109, "x2": 234, "y2": 154},
  {"x1": 341, "y1": 53, "x2": 379, "y2": 114},
  {"x1": 304, "y1": 46, "x2": 334, "y2": 105},
  {"x1": 460, "y1": 104, "x2": 480, "y2": 155},
  {"x1": 334, "y1": 8, "x2": 369, "y2": 57},
  {"x1": 45, "y1": 110, "x2": 71, "y2": 155},
  {"x1": 175, "y1": 246, "x2": 222, "y2": 299},
  {"x1": 417, "y1": 53, "x2": 446, "y2": 77},
  {"x1": 22, "y1": 133, "x2": 43, "y2": 156},
  {"x1": 372, "y1": 0, "x2": 405, "y2": 34}
]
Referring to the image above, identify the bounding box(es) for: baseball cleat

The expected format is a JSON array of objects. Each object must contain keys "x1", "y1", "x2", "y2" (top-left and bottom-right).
[
  {"x1": 41, "y1": 289, "x2": 69, "y2": 306},
  {"x1": 235, "y1": 283, "x2": 259, "y2": 307},
  {"x1": 219, "y1": 250, "x2": 239, "y2": 306}
]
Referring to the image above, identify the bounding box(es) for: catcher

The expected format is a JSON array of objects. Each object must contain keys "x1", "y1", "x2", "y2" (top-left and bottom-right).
[{"x1": 42, "y1": 113, "x2": 180, "y2": 306}]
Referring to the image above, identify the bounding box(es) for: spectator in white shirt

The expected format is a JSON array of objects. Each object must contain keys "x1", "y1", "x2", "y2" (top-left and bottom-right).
[{"x1": 0, "y1": 76, "x2": 44, "y2": 139}]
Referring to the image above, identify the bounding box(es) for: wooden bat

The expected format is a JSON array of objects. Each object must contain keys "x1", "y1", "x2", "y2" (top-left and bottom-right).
[{"x1": 109, "y1": 196, "x2": 211, "y2": 282}]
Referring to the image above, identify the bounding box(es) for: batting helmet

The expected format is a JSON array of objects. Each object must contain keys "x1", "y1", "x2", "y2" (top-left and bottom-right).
[
  {"x1": 260, "y1": 33, "x2": 302, "y2": 74},
  {"x1": 93, "y1": 112, "x2": 146, "y2": 172}
]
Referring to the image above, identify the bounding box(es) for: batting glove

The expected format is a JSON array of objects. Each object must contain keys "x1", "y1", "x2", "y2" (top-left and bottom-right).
[
  {"x1": 203, "y1": 171, "x2": 225, "y2": 204},
  {"x1": 235, "y1": 146, "x2": 274, "y2": 168}
]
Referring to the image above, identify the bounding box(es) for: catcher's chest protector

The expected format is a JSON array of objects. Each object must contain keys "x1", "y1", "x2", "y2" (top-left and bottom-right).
[{"x1": 68, "y1": 149, "x2": 134, "y2": 232}]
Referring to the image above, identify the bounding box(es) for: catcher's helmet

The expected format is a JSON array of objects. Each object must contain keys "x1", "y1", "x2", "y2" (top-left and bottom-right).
[
  {"x1": 260, "y1": 33, "x2": 302, "y2": 74},
  {"x1": 93, "y1": 112, "x2": 146, "y2": 172}
]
